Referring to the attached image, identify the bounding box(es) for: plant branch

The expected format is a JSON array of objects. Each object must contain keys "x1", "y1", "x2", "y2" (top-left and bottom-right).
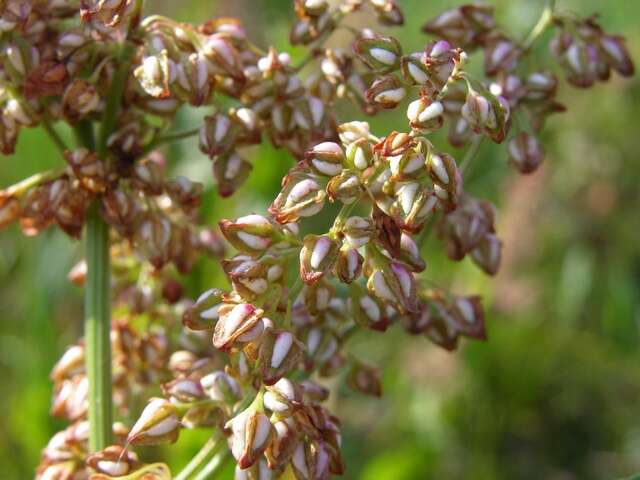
[
  {"x1": 522, "y1": 0, "x2": 556, "y2": 51},
  {"x1": 174, "y1": 436, "x2": 222, "y2": 480},
  {"x1": 192, "y1": 448, "x2": 231, "y2": 480},
  {"x1": 41, "y1": 120, "x2": 68, "y2": 154}
]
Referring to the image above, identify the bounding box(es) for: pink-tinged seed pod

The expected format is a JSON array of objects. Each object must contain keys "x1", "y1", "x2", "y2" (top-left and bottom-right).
[
  {"x1": 400, "y1": 53, "x2": 430, "y2": 85},
  {"x1": 326, "y1": 171, "x2": 363, "y2": 205},
  {"x1": 219, "y1": 214, "x2": 276, "y2": 254},
  {"x1": 338, "y1": 121, "x2": 370, "y2": 145},
  {"x1": 101, "y1": 190, "x2": 139, "y2": 237},
  {"x1": 269, "y1": 172, "x2": 326, "y2": 224},
  {"x1": 508, "y1": 131, "x2": 544, "y2": 174},
  {"x1": 86, "y1": 446, "x2": 140, "y2": 477},
  {"x1": 199, "y1": 113, "x2": 238, "y2": 158},
  {"x1": 470, "y1": 232, "x2": 502, "y2": 275},
  {"x1": 461, "y1": 87, "x2": 510, "y2": 143},
  {"x1": 420, "y1": 301, "x2": 460, "y2": 351},
  {"x1": 303, "y1": 282, "x2": 335, "y2": 314},
  {"x1": 183, "y1": 288, "x2": 225, "y2": 331},
  {"x1": 393, "y1": 182, "x2": 439, "y2": 232},
  {"x1": 335, "y1": 247, "x2": 364, "y2": 284},
  {"x1": 370, "y1": 0, "x2": 404, "y2": 26},
  {"x1": 203, "y1": 34, "x2": 245, "y2": 80},
  {"x1": 128, "y1": 398, "x2": 180, "y2": 446},
  {"x1": 365, "y1": 75, "x2": 406, "y2": 109},
  {"x1": 599, "y1": 35, "x2": 634, "y2": 77},
  {"x1": 353, "y1": 35, "x2": 402, "y2": 72},
  {"x1": 450, "y1": 295, "x2": 486, "y2": 340},
  {"x1": 406, "y1": 97, "x2": 444, "y2": 132},
  {"x1": 367, "y1": 260, "x2": 418, "y2": 314},
  {"x1": 266, "y1": 417, "x2": 299, "y2": 470},
  {"x1": 421, "y1": 40, "x2": 460, "y2": 90},
  {"x1": 259, "y1": 329, "x2": 305, "y2": 385},
  {"x1": 50, "y1": 345, "x2": 85, "y2": 382},
  {"x1": 354, "y1": 291, "x2": 392, "y2": 332},
  {"x1": 293, "y1": 96, "x2": 325, "y2": 132},
  {"x1": 300, "y1": 381, "x2": 330, "y2": 402},
  {"x1": 213, "y1": 303, "x2": 264, "y2": 351},
  {"x1": 342, "y1": 216, "x2": 375, "y2": 249},
  {"x1": 347, "y1": 360, "x2": 382, "y2": 397},
  {"x1": 201, "y1": 370, "x2": 242, "y2": 404},
  {"x1": 299, "y1": 235, "x2": 340, "y2": 284},
  {"x1": 222, "y1": 257, "x2": 269, "y2": 301},
  {"x1": 484, "y1": 36, "x2": 519, "y2": 76},
  {"x1": 174, "y1": 52, "x2": 213, "y2": 106},
  {"x1": 291, "y1": 441, "x2": 331, "y2": 480},
  {"x1": 422, "y1": 5, "x2": 495, "y2": 51},
  {"x1": 162, "y1": 378, "x2": 206, "y2": 403},
  {"x1": 166, "y1": 176, "x2": 203, "y2": 210},
  {"x1": 213, "y1": 152, "x2": 253, "y2": 198},
  {"x1": 61, "y1": 79, "x2": 100, "y2": 122},
  {"x1": 132, "y1": 157, "x2": 165, "y2": 195},
  {"x1": 226, "y1": 406, "x2": 275, "y2": 469},
  {"x1": 524, "y1": 71, "x2": 558, "y2": 102},
  {"x1": 0, "y1": 192, "x2": 20, "y2": 229},
  {"x1": 399, "y1": 232, "x2": 426, "y2": 272},
  {"x1": 264, "y1": 378, "x2": 304, "y2": 415},
  {"x1": 304, "y1": 142, "x2": 345, "y2": 177},
  {"x1": 375, "y1": 130, "x2": 416, "y2": 158},
  {"x1": 64, "y1": 148, "x2": 112, "y2": 193},
  {"x1": 134, "y1": 50, "x2": 173, "y2": 99},
  {"x1": 235, "y1": 457, "x2": 276, "y2": 480}
]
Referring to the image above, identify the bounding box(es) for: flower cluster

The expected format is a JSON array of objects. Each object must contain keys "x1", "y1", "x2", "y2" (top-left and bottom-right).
[{"x1": 0, "y1": 1, "x2": 634, "y2": 479}]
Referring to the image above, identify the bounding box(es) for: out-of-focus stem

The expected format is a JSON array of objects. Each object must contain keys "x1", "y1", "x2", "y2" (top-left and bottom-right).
[{"x1": 522, "y1": 0, "x2": 556, "y2": 51}]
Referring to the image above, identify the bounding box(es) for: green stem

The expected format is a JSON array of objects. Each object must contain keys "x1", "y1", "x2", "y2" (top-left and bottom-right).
[
  {"x1": 41, "y1": 120, "x2": 68, "y2": 154},
  {"x1": 192, "y1": 449, "x2": 231, "y2": 480},
  {"x1": 142, "y1": 127, "x2": 201, "y2": 156},
  {"x1": 460, "y1": 135, "x2": 484, "y2": 175},
  {"x1": 174, "y1": 436, "x2": 222, "y2": 480},
  {"x1": 84, "y1": 201, "x2": 113, "y2": 451},
  {"x1": 5, "y1": 168, "x2": 64, "y2": 197},
  {"x1": 522, "y1": 0, "x2": 556, "y2": 51}
]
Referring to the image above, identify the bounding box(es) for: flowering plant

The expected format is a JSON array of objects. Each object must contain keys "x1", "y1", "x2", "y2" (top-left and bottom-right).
[{"x1": 0, "y1": 0, "x2": 633, "y2": 479}]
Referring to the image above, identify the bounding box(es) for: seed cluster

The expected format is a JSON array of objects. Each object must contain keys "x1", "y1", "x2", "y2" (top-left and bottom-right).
[{"x1": 0, "y1": 1, "x2": 633, "y2": 479}]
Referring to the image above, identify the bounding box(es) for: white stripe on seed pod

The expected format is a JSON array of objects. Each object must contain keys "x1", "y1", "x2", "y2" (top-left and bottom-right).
[
  {"x1": 287, "y1": 178, "x2": 319, "y2": 205},
  {"x1": 407, "y1": 62, "x2": 428, "y2": 84},
  {"x1": 310, "y1": 237, "x2": 331, "y2": 269},
  {"x1": 271, "y1": 332, "x2": 294, "y2": 368},
  {"x1": 372, "y1": 271, "x2": 395, "y2": 302},
  {"x1": 456, "y1": 298, "x2": 475, "y2": 324},
  {"x1": 430, "y1": 154, "x2": 449, "y2": 184},
  {"x1": 370, "y1": 48, "x2": 397, "y2": 65},
  {"x1": 253, "y1": 415, "x2": 272, "y2": 448},
  {"x1": 97, "y1": 461, "x2": 128, "y2": 477},
  {"x1": 374, "y1": 87, "x2": 406, "y2": 104},
  {"x1": 200, "y1": 304, "x2": 221, "y2": 320},
  {"x1": 237, "y1": 231, "x2": 270, "y2": 250},
  {"x1": 312, "y1": 159, "x2": 342, "y2": 176}
]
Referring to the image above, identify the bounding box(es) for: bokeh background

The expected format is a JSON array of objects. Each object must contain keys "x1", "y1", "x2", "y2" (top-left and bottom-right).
[{"x1": 1, "y1": 1, "x2": 639, "y2": 479}]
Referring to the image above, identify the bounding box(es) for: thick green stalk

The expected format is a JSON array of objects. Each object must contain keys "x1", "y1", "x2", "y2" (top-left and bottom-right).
[{"x1": 84, "y1": 201, "x2": 113, "y2": 451}]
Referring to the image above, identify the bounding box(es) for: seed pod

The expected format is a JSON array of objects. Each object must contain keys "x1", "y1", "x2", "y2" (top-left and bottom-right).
[
  {"x1": 86, "y1": 446, "x2": 140, "y2": 477},
  {"x1": 220, "y1": 215, "x2": 277, "y2": 254},
  {"x1": 388, "y1": 144, "x2": 428, "y2": 181},
  {"x1": 599, "y1": 35, "x2": 634, "y2": 77},
  {"x1": 235, "y1": 458, "x2": 276, "y2": 480},
  {"x1": 524, "y1": 71, "x2": 558, "y2": 102},
  {"x1": 347, "y1": 360, "x2": 382, "y2": 397},
  {"x1": 375, "y1": 131, "x2": 415, "y2": 158},
  {"x1": 174, "y1": 52, "x2": 213, "y2": 106},
  {"x1": 199, "y1": 114, "x2": 238, "y2": 158},
  {"x1": 421, "y1": 40, "x2": 459, "y2": 90},
  {"x1": 132, "y1": 157, "x2": 165, "y2": 195},
  {"x1": 399, "y1": 232, "x2": 426, "y2": 272},
  {"x1": 342, "y1": 216, "x2": 375, "y2": 249},
  {"x1": 128, "y1": 398, "x2": 180, "y2": 446},
  {"x1": 421, "y1": 5, "x2": 495, "y2": 50},
  {"x1": 135, "y1": 50, "x2": 173, "y2": 99},
  {"x1": 303, "y1": 281, "x2": 335, "y2": 314},
  {"x1": 470, "y1": 232, "x2": 502, "y2": 275},
  {"x1": 226, "y1": 406, "x2": 275, "y2": 469},
  {"x1": 353, "y1": 290, "x2": 392, "y2": 332},
  {"x1": 183, "y1": 288, "x2": 225, "y2": 330},
  {"x1": 426, "y1": 150, "x2": 459, "y2": 206},
  {"x1": 222, "y1": 257, "x2": 269, "y2": 301},
  {"x1": 162, "y1": 378, "x2": 206, "y2": 404},
  {"x1": 393, "y1": 182, "x2": 438, "y2": 232},
  {"x1": 353, "y1": 35, "x2": 402, "y2": 72},
  {"x1": 370, "y1": 0, "x2": 404, "y2": 26},
  {"x1": 213, "y1": 303, "x2": 264, "y2": 351},
  {"x1": 420, "y1": 300, "x2": 460, "y2": 351},
  {"x1": 266, "y1": 417, "x2": 299, "y2": 470},
  {"x1": 203, "y1": 34, "x2": 245, "y2": 80},
  {"x1": 269, "y1": 172, "x2": 326, "y2": 224},
  {"x1": 406, "y1": 97, "x2": 444, "y2": 132},
  {"x1": 338, "y1": 121, "x2": 370, "y2": 145},
  {"x1": 291, "y1": 441, "x2": 331, "y2": 480},
  {"x1": 365, "y1": 75, "x2": 406, "y2": 109},
  {"x1": 326, "y1": 171, "x2": 363, "y2": 205},
  {"x1": 213, "y1": 152, "x2": 253, "y2": 198},
  {"x1": 345, "y1": 138, "x2": 373, "y2": 171},
  {"x1": 508, "y1": 131, "x2": 544, "y2": 174},
  {"x1": 335, "y1": 247, "x2": 363, "y2": 284},
  {"x1": 484, "y1": 36, "x2": 519, "y2": 76},
  {"x1": 64, "y1": 148, "x2": 112, "y2": 193},
  {"x1": 50, "y1": 345, "x2": 85, "y2": 382},
  {"x1": 461, "y1": 87, "x2": 510, "y2": 143},
  {"x1": 102, "y1": 190, "x2": 139, "y2": 237},
  {"x1": 293, "y1": 96, "x2": 325, "y2": 132},
  {"x1": 259, "y1": 329, "x2": 304, "y2": 385},
  {"x1": 264, "y1": 378, "x2": 304, "y2": 415},
  {"x1": 400, "y1": 53, "x2": 430, "y2": 85},
  {"x1": 201, "y1": 371, "x2": 242, "y2": 404},
  {"x1": 450, "y1": 295, "x2": 486, "y2": 340},
  {"x1": 304, "y1": 142, "x2": 345, "y2": 177},
  {"x1": 367, "y1": 259, "x2": 418, "y2": 314},
  {"x1": 24, "y1": 60, "x2": 68, "y2": 98},
  {"x1": 62, "y1": 80, "x2": 100, "y2": 122},
  {"x1": 299, "y1": 235, "x2": 339, "y2": 285}
]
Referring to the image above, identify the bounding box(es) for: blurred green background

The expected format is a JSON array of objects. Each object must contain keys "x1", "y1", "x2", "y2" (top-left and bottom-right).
[{"x1": 1, "y1": 1, "x2": 639, "y2": 479}]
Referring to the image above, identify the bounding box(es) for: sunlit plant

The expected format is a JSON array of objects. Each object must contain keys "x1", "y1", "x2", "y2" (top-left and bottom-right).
[{"x1": 0, "y1": 0, "x2": 633, "y2": 478}]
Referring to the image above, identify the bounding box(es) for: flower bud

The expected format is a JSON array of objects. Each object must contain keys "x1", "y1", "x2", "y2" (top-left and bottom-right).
[
  {"x1": 375, "y1": 130, "x2": 415, "y2": 158},
  {"x1": 484, "y1": 36, "x2": 519, "y2": 76},
  {"x1": 226, "y1": 406, "x2": 275, "y2": 469},
  {"x1": 347, "y1": 360, "x2": 382, "y2": 397},
  {"x1": 335, "y1": 247, "x2": 363, "y2": 284},
  {"x1": 508, "y1": 131, "x2": 544, "y2": 174},
  {"x1": 365, "y1": 75, "x2": 406, "y2": 109},
  {"x1": 264, "y1": 378, "x2": 303, "y2": 415},
  {"x1": 338, "y1": 121, "x2": 370, "y2": 145},
  {"x1": 599, "y1": 35, "x2": 634, "y2": 77},
  {"x1": 220, "y1": 215, "x2": 276, "y2": 254},
  {"x1": 213, "y1": 152, "x2": 253, "y2": 198},
  {"x1": 128, "y1": 398, "x2": 180, "y2": 446},
  {"x1": 183, "y1": 288, "x2": 225, "y2": 330},
  {"x1": 166, "y1": 176, "x2": 203, "y2": 210},
  {"x1": 367, "y1": 260, "x2": 418, "y2": 313},
  {"x1": 260, "y1": 329, "x2": 304, "y2": 385},
  {"x1": 304, "y1": 142, "x2": 345, "y2": 177},
  {"x1": 269, "y1": 173, "x2": 326, "y2": 224},
  {"x1": 222, "y1": 257, "x2": 269, "y2": 301},
  {"x1": 393, "y1": 182, "x2": 438, "y2": 232},
  {"x1": 524, "y1": 71, "x2": 558, "y2": 102},
  {"x1": 299, "y1": 235, "x2": 339, "y2": 285},
  {"x1": 421, "y1": 5, "x2": 495, "y2": 50},
  {"x1": 370, "y1": 0, "x2": 404, "y2": 26},
  {"x1": 353, "y1": 35, "x2": 402, "y2": 72},
  {"x1": 265, "y1": 417, "x2": 299, "y2": 470},
  {"x1": 326, "y1": 171, "x2": 363, "y2": 205},
  {"x1": 406, "y1": 98, "x2": 444, "y2": 132},
  {"x1": 470, "y1": 232, "x2": 502, "y2": 275},
  {"x1": 342, "y1": 216, "x2": 374, "y2": 249},
  {"x1": 450, "y1": 295, "x2": 486, "y2": 340},
  {"x1": 400, "y1": 53, "x2": 430, "y2": 85},
  {"x1": 174, "y1": 52, "x2": 213, "y2": 106},
  {"x1": 86, "y1": 446, "x2": 140, "y2": 477},
  {"x1": 201, "y1": 370, "x2": 242, "y2": 404},
  {"x1": 399, "y1": 232, "x2": 426, "y2": 272},
  {"x1": 213, "y1": 303, "x2": 264, "y2": 351},
  {"x1": 132, "y1": 157, "x2": 165, "y2": 195},
  {"x1": 203, "y1": 34, "x2": 245, "y2": 80}
]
